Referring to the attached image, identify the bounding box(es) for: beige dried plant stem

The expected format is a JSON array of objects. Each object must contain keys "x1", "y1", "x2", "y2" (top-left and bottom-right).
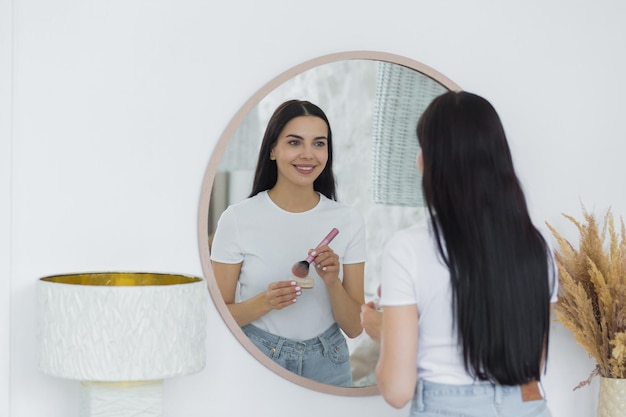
[{"x1": 546, "y1": 208, "x2": 626, "y2": 389}]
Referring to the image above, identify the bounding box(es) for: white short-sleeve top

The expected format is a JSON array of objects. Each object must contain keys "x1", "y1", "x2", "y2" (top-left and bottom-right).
[
  {"x1": 379, "y1": 219, "x2": 558, "y2": 385},
  {"x1": 210, "y1": 191, "x2": 366, "y2": 340}
]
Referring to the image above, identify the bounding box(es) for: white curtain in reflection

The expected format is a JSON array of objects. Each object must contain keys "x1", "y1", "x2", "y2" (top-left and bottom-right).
[{"x1": 371, "y1": 62, "x2": 446, "y2": 206}]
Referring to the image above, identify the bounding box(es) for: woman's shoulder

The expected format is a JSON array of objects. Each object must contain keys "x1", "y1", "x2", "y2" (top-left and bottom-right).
[
  {"x1": 397, "y1": 217, "x2": 431, "y2": 236},
  {"x1": 387, "y1": 218, "x2": 433, "y2": 250},
  {"x1": 318, "y1": 195, "x2": 361, "y2": 214},
  {"x1": 220, "y1": 192, "x2": 268, "y2": 217},
  {"x1": 533, "y1": 222, "x2": 553, "y2": 243}
]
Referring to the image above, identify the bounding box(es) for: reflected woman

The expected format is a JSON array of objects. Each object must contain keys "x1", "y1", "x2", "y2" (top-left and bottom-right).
[{"x1": 210, "y1": 100, "x2": 366, "y2": 386}]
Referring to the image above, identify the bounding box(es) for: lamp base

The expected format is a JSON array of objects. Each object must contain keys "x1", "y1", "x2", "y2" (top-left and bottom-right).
[{"x1": 80, "y1": 381, "x2": 163, "y2": 417}]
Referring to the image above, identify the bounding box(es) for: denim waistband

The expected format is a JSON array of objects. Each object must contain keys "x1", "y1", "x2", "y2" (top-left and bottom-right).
[
  {"x1": 414, "y1": 379, "x2": 545, "y2": 412},
  {"x1": 241, "y1": 322, "x2": 340, "y2": 352}
]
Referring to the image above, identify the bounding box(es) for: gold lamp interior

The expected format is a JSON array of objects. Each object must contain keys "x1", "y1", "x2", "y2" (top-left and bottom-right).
[{"x1": 39, "y1": 272, "x2": 202, "y2": 286}]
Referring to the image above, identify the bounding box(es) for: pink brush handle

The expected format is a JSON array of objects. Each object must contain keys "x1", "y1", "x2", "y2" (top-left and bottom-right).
[{"x1": 305, "y1": 228, "x2": 339, "y2": 263}]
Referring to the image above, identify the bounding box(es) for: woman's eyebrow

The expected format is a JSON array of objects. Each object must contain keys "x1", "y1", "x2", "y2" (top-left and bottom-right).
[{"x1": 285, "y1": 134, "x2": 328, "y2": 140}]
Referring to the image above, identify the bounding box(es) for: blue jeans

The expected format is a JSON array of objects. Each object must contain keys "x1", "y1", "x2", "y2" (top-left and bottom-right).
[
  {"x1": 241, "y1": 323, "x2": 352, "y2": 386},
  {"x1": 410, "y1": 379, "x2": 552, "y2": 417}
]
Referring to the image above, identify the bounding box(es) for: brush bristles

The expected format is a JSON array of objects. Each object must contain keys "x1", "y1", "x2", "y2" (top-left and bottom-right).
[{"x1": 292, "y1": 262, "x2": 310, "y2": 278}]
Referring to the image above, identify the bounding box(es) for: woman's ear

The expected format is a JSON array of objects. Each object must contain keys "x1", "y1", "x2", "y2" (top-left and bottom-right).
[{"x1": 416, "y1": 150, "x2": 424, "y2": 174}]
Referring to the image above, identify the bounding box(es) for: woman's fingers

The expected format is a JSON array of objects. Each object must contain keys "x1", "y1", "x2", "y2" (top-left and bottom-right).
[
  {"x1": 360, "y1": 303, "x2": 382, "y2": 342},
  {"x1": 267, "y1": 280, "x2": 302, "y2": 310},
  {"x1": 312, "y1": 245, "x2": 340, "y2": 272}
]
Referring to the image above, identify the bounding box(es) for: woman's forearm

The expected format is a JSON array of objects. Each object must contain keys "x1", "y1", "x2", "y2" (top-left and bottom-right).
[
  {"x1": 226, "y1": 280, "x2": 304, "y2": 326},
  {"x1": 325, "y1": 278, "x2": 363, "y2": 337},
  {"x1": 226, "y1": 292, "x2": 273, "y2": 327},
  {"x1": 376, "y1": 305, "x2": 419, "y2": 408}
]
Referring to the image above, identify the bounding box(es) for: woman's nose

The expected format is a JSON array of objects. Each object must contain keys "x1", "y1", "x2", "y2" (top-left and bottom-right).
[{"x1": 299, "y1": 144, "x2": 314, "y2": 158}]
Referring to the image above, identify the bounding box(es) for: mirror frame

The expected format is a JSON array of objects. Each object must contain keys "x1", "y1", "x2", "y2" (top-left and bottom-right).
[{"x1": 198, "y1": 50, "x2": 461, "y2": 396}]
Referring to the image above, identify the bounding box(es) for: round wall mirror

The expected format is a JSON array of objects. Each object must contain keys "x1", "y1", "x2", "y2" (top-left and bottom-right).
[{"x1": 198, "y1": 51, "x2": 460, "y2": 396}]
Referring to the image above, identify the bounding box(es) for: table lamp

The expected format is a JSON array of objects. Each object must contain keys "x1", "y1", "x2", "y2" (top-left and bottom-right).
[{"x1": 36, "y1": 272, "x2": 208, "y2": 417}]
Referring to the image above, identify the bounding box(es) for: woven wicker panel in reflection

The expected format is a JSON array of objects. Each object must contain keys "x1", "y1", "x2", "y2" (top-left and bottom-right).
[{"x1": 372, "y1": 62, "x2": 446, "y2": 206}]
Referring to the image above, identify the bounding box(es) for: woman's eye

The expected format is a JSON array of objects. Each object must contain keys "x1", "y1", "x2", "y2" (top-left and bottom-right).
[
  {"x1": 314, "y1": 141, "x2": 327, "y2": 147},
  {"x1": 288, "y1": 140, "x2": 300, "y2": 146}
]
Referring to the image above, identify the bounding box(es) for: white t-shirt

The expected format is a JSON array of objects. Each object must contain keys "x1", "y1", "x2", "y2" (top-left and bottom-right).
[
  {"x1": 379, "y1": 218, "x2": 558, "y2": 385},
  {"x1": 210, "y1": 191, "x2": 366, "y2": 340}
]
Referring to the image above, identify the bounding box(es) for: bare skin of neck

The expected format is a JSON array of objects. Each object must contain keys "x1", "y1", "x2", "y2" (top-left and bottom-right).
[{"x1": 267, "y1": 183, "x2": 320, "y2": 213}]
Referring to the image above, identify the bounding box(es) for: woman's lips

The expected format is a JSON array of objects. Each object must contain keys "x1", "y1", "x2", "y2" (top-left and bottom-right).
[{"x1": 294, "y1": 165, "x2": 315, "y2": 174}]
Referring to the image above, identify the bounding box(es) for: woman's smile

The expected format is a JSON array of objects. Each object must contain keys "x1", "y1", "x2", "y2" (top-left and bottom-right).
[{"x1": 293, "y1": 164, "x2": 317, "y2": 174}]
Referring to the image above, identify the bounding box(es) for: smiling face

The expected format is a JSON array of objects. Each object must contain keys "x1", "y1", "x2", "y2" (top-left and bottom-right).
[{"x1": 270, "y1": 116, "x2": 329, "y2": 190}]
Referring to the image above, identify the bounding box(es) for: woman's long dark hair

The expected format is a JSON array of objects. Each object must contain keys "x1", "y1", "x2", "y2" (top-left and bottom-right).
[
  {"x1": 249, "y1": 100, "x2": 337, "y2": 200},
  {"x1": 417, "y1": 91, "x2": 553, "y2": 385}
]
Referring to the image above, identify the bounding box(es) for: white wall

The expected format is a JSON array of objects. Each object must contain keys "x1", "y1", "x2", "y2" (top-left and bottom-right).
[
  {"x1": 2, "y1": 0, "x2": 625, "y2": 416},
  {"x1": 0, "y1": 0, "x2": 13, "y2": 416}
]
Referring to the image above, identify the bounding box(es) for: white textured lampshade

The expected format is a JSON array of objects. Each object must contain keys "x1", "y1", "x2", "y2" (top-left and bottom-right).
[{"x1": 37, "y1": 272, "x2": 208, "y2": 382}]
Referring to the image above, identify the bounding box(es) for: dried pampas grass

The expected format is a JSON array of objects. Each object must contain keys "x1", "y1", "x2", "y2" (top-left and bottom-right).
[{"x1": 547, "y1": 208, "x2": 626, "y2": 389}]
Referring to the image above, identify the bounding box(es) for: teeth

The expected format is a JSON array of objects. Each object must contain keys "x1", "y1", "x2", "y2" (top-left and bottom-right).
[{"x1": 296, "y1": 166, "x2": 313, "y2": 171}]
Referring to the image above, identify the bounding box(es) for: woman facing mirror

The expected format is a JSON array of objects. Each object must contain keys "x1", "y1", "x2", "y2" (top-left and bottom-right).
[{"x1": 210, "y1": 99, "x2": 366, "y2": 386}]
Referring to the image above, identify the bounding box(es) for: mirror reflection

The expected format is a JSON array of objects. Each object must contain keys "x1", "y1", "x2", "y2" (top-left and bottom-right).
[
  {"x1": 204, "y1": 56, "x2": 456, "y2": 390},
  {"x1": 212, "y1": 98, "x2": 365, "y2": 387}
]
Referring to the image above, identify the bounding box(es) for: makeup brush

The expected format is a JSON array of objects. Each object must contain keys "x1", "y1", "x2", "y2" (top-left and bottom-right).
[{"x1": 291, "y1": 228, "x2": 339, "y2": 279}]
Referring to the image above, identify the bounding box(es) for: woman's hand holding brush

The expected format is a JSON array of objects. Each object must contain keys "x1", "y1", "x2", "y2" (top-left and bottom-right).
[
  {"x1": 291, "y1": 228, "x2": 341, "y2": 287},
  {"x1": 292, "y1": 228, "x2": 339, "y2": 278},
  {"x1": 308, "y1": 245, "x2": 341, "y2": 285}
]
